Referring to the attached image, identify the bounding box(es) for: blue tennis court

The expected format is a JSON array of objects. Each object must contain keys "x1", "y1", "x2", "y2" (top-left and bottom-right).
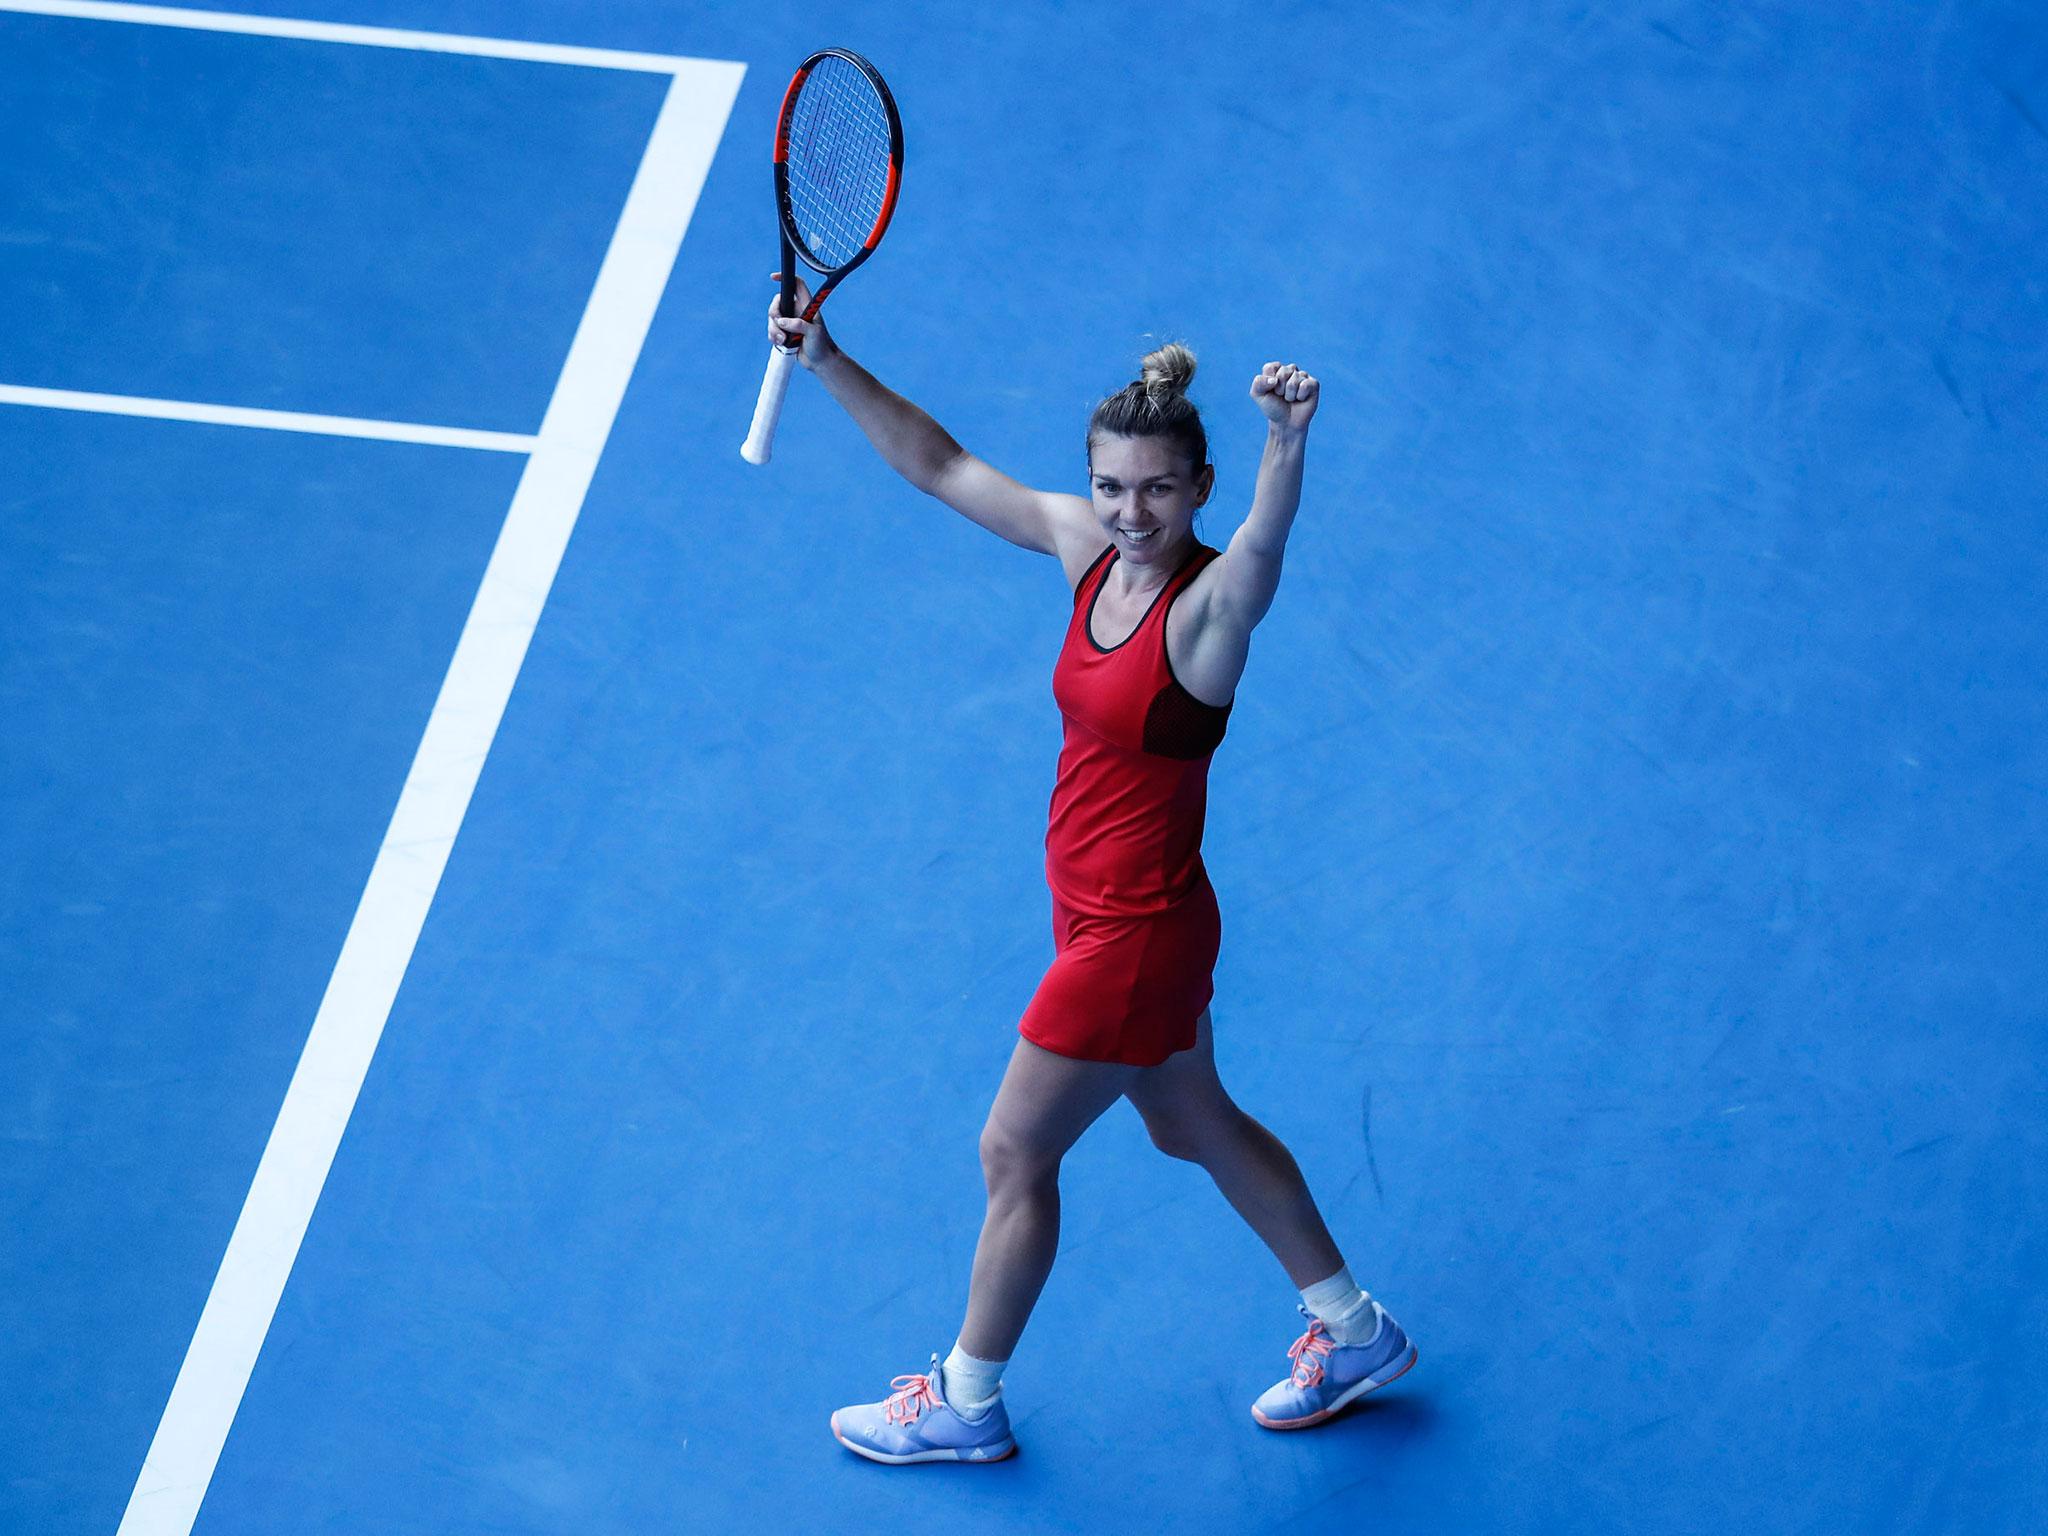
[{"x1": 5, "y1": 2, "x2": 2043, "y2": 1532}]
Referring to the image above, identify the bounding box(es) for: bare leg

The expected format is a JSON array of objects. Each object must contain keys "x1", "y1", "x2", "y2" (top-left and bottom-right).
[
  {"x1": 1124, "y1": 1010, "x2": 1347, "y2": 1289},
  {"x1": 958, "y1": 1034, "x2": 1138, "y2": 1360}
]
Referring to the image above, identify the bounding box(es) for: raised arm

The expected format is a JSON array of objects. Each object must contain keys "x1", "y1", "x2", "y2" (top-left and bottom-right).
[
  {"x1": 767, "y1": 274, "x2": 1087, "y2": 558},
  {"x1": 1209, "y1": 361, "x2": 1319, "y2": 629}
]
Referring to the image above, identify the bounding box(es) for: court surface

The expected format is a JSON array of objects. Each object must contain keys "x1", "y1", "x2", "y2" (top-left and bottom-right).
[{"x1": 5, "y1": 2, "x2": 2044, "y2": 1532}]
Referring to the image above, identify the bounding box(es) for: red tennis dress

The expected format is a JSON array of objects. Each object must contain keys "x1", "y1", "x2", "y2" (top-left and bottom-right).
[{"x1": 1018, "y1": 539, "x2": 1234, "y2": 1066}]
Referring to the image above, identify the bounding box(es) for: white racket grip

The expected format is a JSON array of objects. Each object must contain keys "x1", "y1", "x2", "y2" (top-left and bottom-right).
[{"x1": 741, "y1": 344, "x2": 801, "y2": 465}]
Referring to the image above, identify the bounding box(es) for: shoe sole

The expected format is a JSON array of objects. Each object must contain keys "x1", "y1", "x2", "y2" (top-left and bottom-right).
[
  {"x1": 1251, "y1": 1342, "x2": 1419, "y2": 1430},
  {"x1": 830, "y1": 1411, "x2": 1018, "y2": 1464}
]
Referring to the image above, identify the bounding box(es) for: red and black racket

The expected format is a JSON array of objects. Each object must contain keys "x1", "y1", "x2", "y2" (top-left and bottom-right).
[{"x1": 740, "y1": 48, "x2": 904, "y2": 465}]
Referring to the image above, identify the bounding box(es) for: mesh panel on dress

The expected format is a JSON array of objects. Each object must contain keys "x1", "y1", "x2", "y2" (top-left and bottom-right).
[{"x1": 1142, "y1": 681, "x2": 1232, "y2": 760}]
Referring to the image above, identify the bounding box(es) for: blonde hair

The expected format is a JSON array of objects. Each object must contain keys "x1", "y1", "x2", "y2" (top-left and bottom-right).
[
  {"x1": 1087, "y1": 341, "x2": 1209, "y2": 474},
  {"x1": 1139, "y1": 341, "x2": 1197, "y2": 400}
]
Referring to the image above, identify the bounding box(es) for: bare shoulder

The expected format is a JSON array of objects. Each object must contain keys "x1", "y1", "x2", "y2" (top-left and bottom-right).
[{"x1": 1045, "y1": 495, "x2": 1111, "y2": 591}]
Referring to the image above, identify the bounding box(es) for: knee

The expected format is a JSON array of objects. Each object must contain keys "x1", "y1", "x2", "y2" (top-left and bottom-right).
[
  {"x1": 979, "y1": 1121, "x2": 1060, "y2": 1197},
  {"x1": 1144, "y1": 1105, "x2": 1242, "y2": 1165}
]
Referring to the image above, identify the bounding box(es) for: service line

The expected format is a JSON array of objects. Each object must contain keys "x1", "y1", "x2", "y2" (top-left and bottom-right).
[
  {"x1": 0, "y1": 0, "x2": 718, "y2": 73},
  {"x1": 0, "y1": 385, "x2": 539, "y2": 452}
]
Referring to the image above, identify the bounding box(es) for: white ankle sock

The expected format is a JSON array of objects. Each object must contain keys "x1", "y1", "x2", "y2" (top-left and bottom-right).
[
  {"x1": 1301, "y1": 1265, "x2": 1382, "y2": 1346},
  {"x1": 941, "y1": 1344, "x2": 1007, "y2": 1419}
]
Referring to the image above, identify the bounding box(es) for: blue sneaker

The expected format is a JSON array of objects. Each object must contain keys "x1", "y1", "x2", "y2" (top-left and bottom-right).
[
  {"x1": 1252, "y1": 1302, "x2": 1418, "y2": 1430},
  {"x1": 830, "y1": 1352, "x2": 1018, "y2": 1464}
]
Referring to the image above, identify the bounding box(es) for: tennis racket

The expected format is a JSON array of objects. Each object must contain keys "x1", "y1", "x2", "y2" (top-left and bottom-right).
[{"x1": 740, "y1": 48, "x2": 905, "y2": 465}]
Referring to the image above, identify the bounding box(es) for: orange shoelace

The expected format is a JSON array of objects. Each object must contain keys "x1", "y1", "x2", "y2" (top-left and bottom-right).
[
  {"x1": 1287, "y1": 1320, "x2": 1335, "y2": 1388},
  {"x1": 883, "y1": 1371, "x2": 940, "y2": 1426}
]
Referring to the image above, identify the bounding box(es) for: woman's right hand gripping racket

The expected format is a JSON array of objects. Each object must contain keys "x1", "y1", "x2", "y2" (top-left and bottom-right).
[{"x1": 740, "y1": 48, "x2": 905, "y2": 465}]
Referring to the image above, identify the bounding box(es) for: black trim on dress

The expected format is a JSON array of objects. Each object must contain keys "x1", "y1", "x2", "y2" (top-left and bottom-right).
[
  {"x1": 1144, "y1": 547, "x2": 1234, "y2": 757},
  {"x1": 1085, "y1": 541, "x2": 1202, "y2": 654},
  {"x1": 1070, "y1": 542, "x2": 1117, "y2": 606}
]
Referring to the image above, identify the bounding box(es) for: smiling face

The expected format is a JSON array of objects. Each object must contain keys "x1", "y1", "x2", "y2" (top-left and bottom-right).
[{"x1": 1087, "y1": 433, "x2": 1214, "y2": 566}]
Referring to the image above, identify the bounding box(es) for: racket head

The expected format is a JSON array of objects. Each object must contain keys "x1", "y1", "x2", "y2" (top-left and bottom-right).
[{"x1": 773, "y1": 49, "x2": 904, "y2": 312}]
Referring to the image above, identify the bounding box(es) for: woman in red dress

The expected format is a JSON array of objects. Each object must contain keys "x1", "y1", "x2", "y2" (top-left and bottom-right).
[{"x1": 764, "y1": 278, "x2": 1418, "y2": 1464}]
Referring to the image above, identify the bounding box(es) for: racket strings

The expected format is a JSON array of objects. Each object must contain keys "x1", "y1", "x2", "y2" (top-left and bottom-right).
[{"x1": 785, "y1": 56, "x2": 894, "y2": 270}]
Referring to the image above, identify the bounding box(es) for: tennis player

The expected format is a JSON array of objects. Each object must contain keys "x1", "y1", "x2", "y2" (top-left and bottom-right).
[{"x1": 765, "y1": 278, "x2": 1418, "y2": 1464}]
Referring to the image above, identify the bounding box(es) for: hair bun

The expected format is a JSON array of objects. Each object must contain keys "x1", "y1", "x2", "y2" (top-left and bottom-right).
[
  {"x1": 1138, "y1": 341, "x2": 1197, "y2": 401},
  {"x1": 1090, "y1": 340, "x2": 1209, "y2": 472}
]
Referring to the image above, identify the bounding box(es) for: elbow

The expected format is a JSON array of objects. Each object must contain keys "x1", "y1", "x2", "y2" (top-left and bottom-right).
[{"x1": 915, "y1": 442, "x2": 969, "y2": 499}]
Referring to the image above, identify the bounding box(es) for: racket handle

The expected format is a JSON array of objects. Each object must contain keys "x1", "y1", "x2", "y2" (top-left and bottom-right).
[{"x1": 741, "y1": 344, "x2": 801, "y2": 465}]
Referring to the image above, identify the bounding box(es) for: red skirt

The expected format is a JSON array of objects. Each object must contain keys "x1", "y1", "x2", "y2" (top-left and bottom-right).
[{"x1": 1017, "y1": 874, "x2": 1221, "y2": 1067}]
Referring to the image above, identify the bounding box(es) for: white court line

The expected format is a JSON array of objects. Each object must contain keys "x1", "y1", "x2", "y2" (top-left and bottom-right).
[
  {"x1": 0, "y1": 0, "x2": 709, "y2": 72},
  {"x1": 0, "y1": 384, "x2": 537, "y2": 453},
  {"x1": 106, "y1": 44, "x2": 748, "y2": 1536}
]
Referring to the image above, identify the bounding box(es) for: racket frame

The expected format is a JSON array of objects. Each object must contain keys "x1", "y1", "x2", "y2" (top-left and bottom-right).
[
  {"x1": 744, "y1": 47, "x2": 904, "y2": 464},
  {"x1": 773, "y1": 47, "x2": 905, "y2": 331}
]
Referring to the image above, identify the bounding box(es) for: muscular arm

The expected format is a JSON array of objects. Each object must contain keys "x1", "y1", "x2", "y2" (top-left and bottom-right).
[
  {"x1": 769, "y1": 278, "x2": 1083, "y2": 557},
  {"x1": 1208, "y1": 362, "x2": 1319, "y2": 631},
  {"x1": 808, "y1": 348, "x2": 961, "y2": 496},
  {"x1": 807, "y1": 348, "x2": 1068, "y2": 555},
  {"x1": 1216, "y1": 424, "x2": 1307, "y2": 628}
]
